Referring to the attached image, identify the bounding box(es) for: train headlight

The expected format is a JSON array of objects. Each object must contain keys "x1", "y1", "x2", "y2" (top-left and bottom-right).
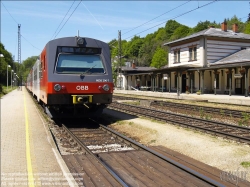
[
  {"x1": 54, "y1": 84, "x2": 61, "y2": 91},
  {"x1": 102, "y1": 84, "x2": 110, "y2": 91}
]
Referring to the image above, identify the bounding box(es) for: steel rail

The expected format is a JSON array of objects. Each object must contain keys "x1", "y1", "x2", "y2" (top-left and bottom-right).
[
  {"x1": 109, "y1": 103, "x2": 250, "y2": 144},
  {"x1": 99, "y1": 124, "x2": 225, "y2": 187},
  {"x1": 61, "y1": 124, "x2": 128, "y2": 187},
  {"x1": 113, "y1": 95, "x2": 250, "y2": 118}
]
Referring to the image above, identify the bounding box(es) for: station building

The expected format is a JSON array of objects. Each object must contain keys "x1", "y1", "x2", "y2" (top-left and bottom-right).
[{"x1": 117, "y1": 22, "x2": 250, "y2": 97}]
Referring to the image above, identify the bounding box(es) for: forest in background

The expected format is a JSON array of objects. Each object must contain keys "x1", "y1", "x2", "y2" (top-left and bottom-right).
[{"x1": 1, "y1": 15, "x2": 250, "y2": 89}]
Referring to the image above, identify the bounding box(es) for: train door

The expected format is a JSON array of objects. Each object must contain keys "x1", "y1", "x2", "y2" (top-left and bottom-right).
[{"x1": 181, "y1": 74, "x2": 186, "y2": 93}]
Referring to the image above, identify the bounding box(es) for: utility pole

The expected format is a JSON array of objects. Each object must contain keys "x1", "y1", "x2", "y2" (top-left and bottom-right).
[
  {"x1": 18, "y1": 24, "x2": 21, "y2": 86},
  {"x1": 18, "y1": 24, "x2": 21, "y2": 64},
  {"x1": 118, "y1": 30, "x2": 122, "y2": 88}
]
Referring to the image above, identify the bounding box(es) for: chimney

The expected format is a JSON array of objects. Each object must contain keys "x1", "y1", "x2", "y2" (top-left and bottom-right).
[
  {"x1": 221, "y1": 22, "x2": 227, "y2": 32},
  {"x1": 232, "y1": 23, "x2": 238, "y2": 33},
  {"x1": 132, "y1": 62, "x2": 136, "y2": 69}
]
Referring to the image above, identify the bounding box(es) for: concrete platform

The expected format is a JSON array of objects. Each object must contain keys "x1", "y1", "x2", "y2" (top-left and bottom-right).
[
  {"x1": 1, "y1": 87, "x2": 78, "y2": 187},
  {"x1": 114, "y1": 90, "x2": 250, "y2": 106}
]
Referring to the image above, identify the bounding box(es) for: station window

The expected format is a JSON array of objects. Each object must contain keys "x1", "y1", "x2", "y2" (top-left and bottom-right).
[
  {"x1": 189, "y1": 46, "x2": 197, "y2": 61},
  {"x1": 174, "y1": 50, "x2": 180, "y2": 63}
]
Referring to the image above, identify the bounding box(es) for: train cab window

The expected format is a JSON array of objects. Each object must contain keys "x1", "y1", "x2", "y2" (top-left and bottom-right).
[{"x1": 55, "y1": 54, "x2": 105, "y2": 74}]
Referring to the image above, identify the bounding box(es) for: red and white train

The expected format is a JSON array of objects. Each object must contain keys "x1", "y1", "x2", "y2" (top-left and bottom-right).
[{"x1": 26, "y1": 36, "x2": 113, "y2": 118}]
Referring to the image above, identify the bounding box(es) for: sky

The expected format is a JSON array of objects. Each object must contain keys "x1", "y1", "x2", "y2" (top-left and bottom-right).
[{"x1": 1, "y1": 1, "x2": 249, "y2": 62}]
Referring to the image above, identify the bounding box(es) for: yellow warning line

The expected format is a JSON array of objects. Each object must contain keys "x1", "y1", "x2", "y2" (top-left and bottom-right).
[{"x1": 23, "y1": 90, "x2": 35, "y2": 187}]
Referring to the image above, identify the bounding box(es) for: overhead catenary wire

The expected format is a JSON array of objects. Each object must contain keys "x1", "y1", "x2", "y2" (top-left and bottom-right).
[
  {"x1": 51, "y1": 1, "x2": 76, "y2": 40},
  {"x1": 2, "y1": 2, "x2": 41, "y2": 53},
  {"x1": 54, "y1": 0, "x2": 82, "y2": 39},
  {"x1": 109, "y1": 1, "x2": 191, "y2": 47},
  {"x1": 123, "y1": 0, "x2": 218, "y2": 41},
  {"x1": 108, "y1": 0, "x2": 217, "y2": 47},
  {"x1": 1, "y1": 2, "x2": 18, "y2": 24},
  {"x1": 123, "y1": 0, "x2": 191, "y2": 36},
  {"x1": 21, "y1": 35, "x2": 42, "y2": 51}
]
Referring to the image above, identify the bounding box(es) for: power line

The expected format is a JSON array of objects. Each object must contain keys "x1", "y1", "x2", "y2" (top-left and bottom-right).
[
  {"x1": 123, "y1": 0, "x2": 191, "y2": 35},
  {"x1": 123, "y1": 0, "x2": 218, "y2": 41},
  {"x1": 2, "y1": 2, "x2": 41, "y2": 53},
  {"x1": 21, "y1": 35, "x2": 41, "y2": 51},
  {"x1": 54, "y1": 0, "x2": 82, "y2": 39},
  {"x1": 51, "y1": 1, "x2": 75, "y2": 40},
  {"x1": 1, "y1": 2, "x2": 19, "y2": 24},
  {"x1": 109, "y1": 0, "x2": 217, "y2": 47}
]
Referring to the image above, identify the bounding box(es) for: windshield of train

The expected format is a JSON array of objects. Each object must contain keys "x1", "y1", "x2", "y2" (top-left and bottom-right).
[{"x1": 56, "y1": 54, "x2": 105, "y2": 74}]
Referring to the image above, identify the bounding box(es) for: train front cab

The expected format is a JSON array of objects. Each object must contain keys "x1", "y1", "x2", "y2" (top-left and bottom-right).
[{"x1": 40, "y1": 37, "x2": 113, "y2": 118}]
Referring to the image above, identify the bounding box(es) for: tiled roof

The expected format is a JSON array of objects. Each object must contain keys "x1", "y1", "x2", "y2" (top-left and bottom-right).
[
  {"x1": 164, "y1": 28, "x2": 250, "y2": 46},
  {"x1": 211, "y1": 48, "x2": 250, "y2": 65}
]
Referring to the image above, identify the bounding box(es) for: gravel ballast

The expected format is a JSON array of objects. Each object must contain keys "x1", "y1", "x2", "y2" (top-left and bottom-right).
[{"x1": 103, "y1": 108, "x2": 250, "y2": 182}]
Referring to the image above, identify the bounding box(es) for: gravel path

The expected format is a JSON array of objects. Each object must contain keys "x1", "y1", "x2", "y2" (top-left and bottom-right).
[{"x1": 103, "y1": 108, "x2": 250, "y2": 182}]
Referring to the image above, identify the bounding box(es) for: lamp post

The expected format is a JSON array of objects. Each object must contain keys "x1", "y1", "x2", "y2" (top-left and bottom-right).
[
  {"x1": 11, "y1": 70, "x2": 14, "y2": 89},
  {"x1": 14, "y1": 73, "x2": 16, "y2": 87},
  {"x1": 7, "y1": 65, "x2": 11, "y2": 90},
  {"x1": 16, "y1": 75, "x2": 19, "y2": 88}
]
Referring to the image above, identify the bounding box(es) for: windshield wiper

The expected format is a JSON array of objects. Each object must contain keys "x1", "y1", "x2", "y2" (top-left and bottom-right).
[{"x1": 81, "y1": 65, "x2": 96, "y2": 75}]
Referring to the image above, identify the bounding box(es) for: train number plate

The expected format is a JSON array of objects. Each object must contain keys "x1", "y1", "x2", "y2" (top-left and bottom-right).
[{"x1": 96, "y1": 79, "x2": 109, "y2": 82}]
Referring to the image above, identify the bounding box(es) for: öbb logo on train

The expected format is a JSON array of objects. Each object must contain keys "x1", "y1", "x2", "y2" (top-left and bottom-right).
[{"x1": 76, "y1": 85, "x2": 89, "y2": 90}]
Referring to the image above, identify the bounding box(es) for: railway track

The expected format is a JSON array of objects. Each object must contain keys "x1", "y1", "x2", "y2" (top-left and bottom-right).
[
  {"x1": 51, "y1": 122, "x2": 228, "y2": 187},
  {"x1": 108, "y1": 102, "x2": 250, "y2": 145},
  {"x1": 113, "y1": 95, "x2": 250, "y2": 119}
]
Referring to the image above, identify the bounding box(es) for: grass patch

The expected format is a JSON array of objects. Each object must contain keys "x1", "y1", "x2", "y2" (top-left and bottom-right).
[
  {"x1": 240, "y1": 162, "x2": 250, "y2": 168},
  {"x1": 0, "y1": 86, "x2": 18, "y2": 97},
  {"x1": 128, "y1": 121, "x2": 134, "y2": 125},
  {"x1": 149, "y1": 139, "x2": 156, "y2": 144},
  {"x1": 116, "y1": 120, "x2": 126, "y2": 125}
]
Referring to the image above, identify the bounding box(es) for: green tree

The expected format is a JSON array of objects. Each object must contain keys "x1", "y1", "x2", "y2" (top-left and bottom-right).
[
  {"x1": 165, "y1": 20, "x2": 182, "y2": 40},
  {"x1": 225, "y1": 15, "x2": 245, "y2": 32},
  {"x1": 21, "y1": 56, "x2": 38, "y2": 82},
  {"x1": 155, "y1": 28, "x2": 167, "y2": 41},
  {"x1": 170, "y1": 25, "x2": 191, "y2": 41},
  {"x1": 190, "y1": 20, "x2": 213, "y2": 34},
  {"x1": 244, "y1": 22, "x2": 250, "y2": 34},
  {"x1": 0, "y1": 43, "x2": 14, "y2": 86},
  {"x1": 126, "y1": 36, "x2": 143, "y2": 58},
  {"x1": 150, "y1": 47, "x2": 168, "y2": 68}
]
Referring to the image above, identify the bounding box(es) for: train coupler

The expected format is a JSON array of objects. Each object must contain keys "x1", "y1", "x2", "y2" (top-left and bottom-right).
[{"x1": 72, "y1": 95, "x2": 93, "y2": 104}]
